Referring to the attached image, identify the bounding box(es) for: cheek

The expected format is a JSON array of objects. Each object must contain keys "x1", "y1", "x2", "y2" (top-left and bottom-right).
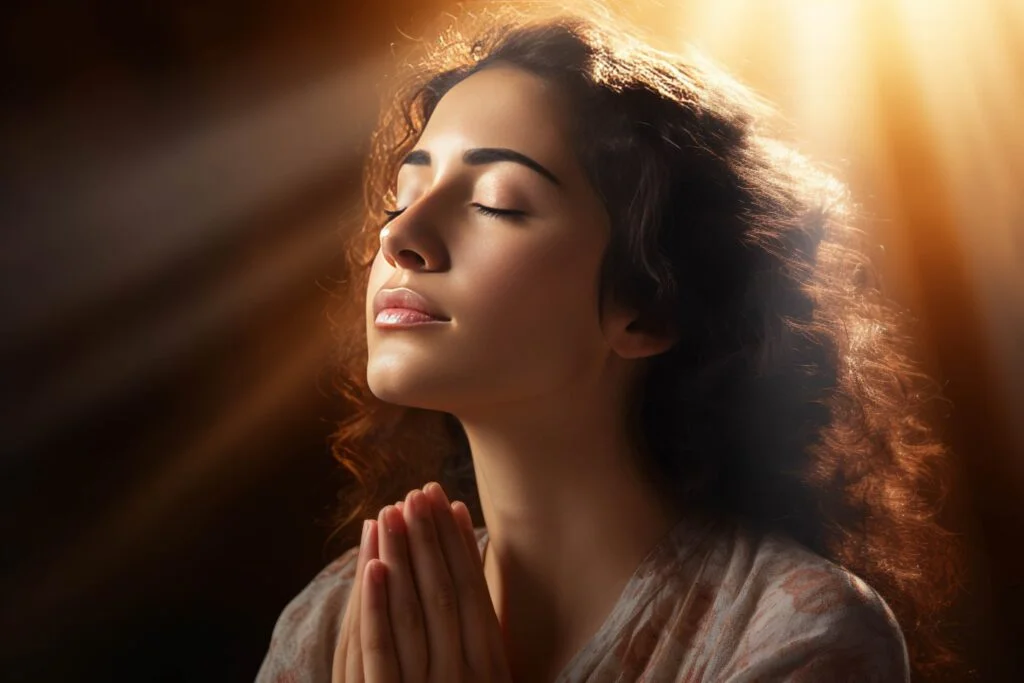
[{"x1": 458, "y1": 229, "x2": 606, "y2": 365}]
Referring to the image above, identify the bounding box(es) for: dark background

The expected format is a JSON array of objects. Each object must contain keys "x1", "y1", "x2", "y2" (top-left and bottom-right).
[{"x1": 1, "y1": 1, "x2": 1021, "y2": 681}]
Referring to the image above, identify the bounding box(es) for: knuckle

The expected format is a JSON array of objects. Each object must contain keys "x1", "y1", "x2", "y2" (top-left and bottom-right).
[
  {"x1": 431, "y1": 582, "x2": 459, "y2": 614},
  {"x1": 363, "y1": 631, "x2": 390, "y2": 655},
  {"x1": 394, "y1": 600, "x2": 423, "y2": 632},
  {"x1": 415, "y1": 516, "x2": 437, "y2": 541}
]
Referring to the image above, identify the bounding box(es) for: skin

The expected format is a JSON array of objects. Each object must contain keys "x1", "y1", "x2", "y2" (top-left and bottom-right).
[
  {"x1": 333, "y1": 486, "x2": 511, "y2": 683},
  {"x1": 359, "y1": 64, "x2": 683, "y2": 682}
]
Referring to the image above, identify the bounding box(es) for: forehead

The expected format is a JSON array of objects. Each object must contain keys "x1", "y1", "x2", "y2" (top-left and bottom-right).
[{"x1": 415, "y1": 65, "x2": 578, "y2": 180}]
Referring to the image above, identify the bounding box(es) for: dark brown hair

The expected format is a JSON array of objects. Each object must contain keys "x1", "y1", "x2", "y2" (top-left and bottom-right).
[{"x1": 326, "y1": 4, "x2": 964, "y2": 679}]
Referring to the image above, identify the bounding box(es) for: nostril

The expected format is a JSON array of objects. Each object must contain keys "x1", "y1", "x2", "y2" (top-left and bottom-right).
[{"x1": 398, "y1": 249, "x2": 427, "y2": 268}]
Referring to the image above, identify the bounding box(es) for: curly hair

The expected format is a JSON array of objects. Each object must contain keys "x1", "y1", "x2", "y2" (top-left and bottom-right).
[{"x1": 324, "y1": 3, "x2": 965, "y2": 679}]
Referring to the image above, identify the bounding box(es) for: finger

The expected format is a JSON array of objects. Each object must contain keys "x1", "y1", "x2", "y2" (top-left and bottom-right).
[
  {"x1": 378, "y1": 504, "x2": 428, "y2": 680},
  {"x1": 404, "y1": 488, "x2": 463, "y2": 681},
  {"x1": 346, "y1": 520, "x2": 379, "y2": 683},
  {"x1": 362, "y1": 559, "x2": 401, "y2": 683},
  {"x1": 334, "y1": 521, "x2": 371, "y2": 682},
  {"x1": 451, "y1": 500, "x2": 510, "y2": 677},
  {"x1": 349, "y1": 521, "x2": 377, "y2": 628},
  {"x1": 425, "y1": 483, "x2": 499, "y2": 677},
  {"x1": 450, "y1": 501, "x2": 483, "y2": 571},
  {"x1": 334, "y1": 525, "x2": 370, "y2": 683}
]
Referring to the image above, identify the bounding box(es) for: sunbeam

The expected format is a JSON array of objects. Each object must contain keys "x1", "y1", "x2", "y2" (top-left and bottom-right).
[{"x1": 1, "y1": 57, "x2": 384, "y2": 352}]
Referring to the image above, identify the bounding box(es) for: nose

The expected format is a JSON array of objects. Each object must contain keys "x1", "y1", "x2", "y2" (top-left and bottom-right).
[{"x1": 378, "y1": 209, "x2": 449, "y2": 272}]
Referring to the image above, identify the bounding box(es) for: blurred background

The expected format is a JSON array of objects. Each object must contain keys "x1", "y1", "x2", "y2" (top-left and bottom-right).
[{"x1": 1, "y1": 0, "x2": 1021, "y2": 680}]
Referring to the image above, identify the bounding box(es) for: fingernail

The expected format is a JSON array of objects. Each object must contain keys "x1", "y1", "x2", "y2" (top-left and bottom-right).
[
  {"x1": 425, "y1": 482, "x2": 450, "y2": 508},
  {"x1": 362, "y1": 519, "x2": 370, "y2": 543},
  {"x1": 384, "y1": 505, "x2": 402, "y2": 533},
  {"x1": 370, "y1": 560, "x2": 386, "y2": 585},
  {"x1": 409, "y1": 490, "x2": 426, "y2": 517},
  {"x1": 451, "y1": 500, "x2": 466, "y2": 525}
]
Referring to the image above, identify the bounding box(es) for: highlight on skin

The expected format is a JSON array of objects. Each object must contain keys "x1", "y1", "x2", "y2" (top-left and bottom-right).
[{"x1": 324, "y1": 3, "x2": 965, "y2": 680}]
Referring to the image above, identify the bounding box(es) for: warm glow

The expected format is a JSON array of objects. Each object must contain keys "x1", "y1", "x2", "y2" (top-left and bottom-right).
[
  {"x1": 626, "y1": 0, "x2": 1024, "y2": 470},
  {"x1": 6, "y1": 2, "x2": 1021, "y2": 668}
]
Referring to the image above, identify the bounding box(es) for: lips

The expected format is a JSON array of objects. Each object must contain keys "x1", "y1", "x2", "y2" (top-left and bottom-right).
[{"x1": 372, "y1": 287, "x2": 450, "y2": 325}]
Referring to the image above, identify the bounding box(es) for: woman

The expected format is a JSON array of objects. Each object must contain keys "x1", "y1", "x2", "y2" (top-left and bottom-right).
[{"x1": 257, "y1": 3, "x2": 963, "y2": 682}]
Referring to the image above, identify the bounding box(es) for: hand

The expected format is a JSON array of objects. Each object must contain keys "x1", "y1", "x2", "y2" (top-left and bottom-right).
[
  {"x1": 333, "y1": 504, "x2": 379, "y2": 683},
  {"x1": 333, "y1": 483, "x2": 512, "y2": 683}
]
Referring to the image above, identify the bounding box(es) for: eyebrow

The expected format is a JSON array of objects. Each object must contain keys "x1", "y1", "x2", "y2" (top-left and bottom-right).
[{"x1": 400, "y1": 147, "x2": 562, "y2": 187}]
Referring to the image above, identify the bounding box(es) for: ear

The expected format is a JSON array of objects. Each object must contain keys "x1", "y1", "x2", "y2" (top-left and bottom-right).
[{"x1": 601, "y1": 302, "x2": 678, "y2": 360}]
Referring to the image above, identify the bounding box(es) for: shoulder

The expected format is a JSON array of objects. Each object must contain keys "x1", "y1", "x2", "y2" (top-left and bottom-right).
[
  {"x1": 254, "y1": 545, "x2": 361, "y2": 683},
  {"x1": 714, "y1": 526, "x2": 911, "y2": 682}
]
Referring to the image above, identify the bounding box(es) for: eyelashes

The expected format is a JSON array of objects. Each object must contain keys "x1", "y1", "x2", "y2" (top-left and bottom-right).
[
  {"x1": 382, "y1": 208, "x2": 405, "y2": 224},
  {"x1": 381, "y1": 203, "x2": 526, "y2": 225},
  {"x1": 473, "y1": 203, "x2": 527, "y2": 219}
]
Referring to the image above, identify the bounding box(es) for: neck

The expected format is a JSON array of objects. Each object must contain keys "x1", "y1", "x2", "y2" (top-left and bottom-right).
[{"x1": 454, "y1": 371, "x2": 682, "y2": 678}]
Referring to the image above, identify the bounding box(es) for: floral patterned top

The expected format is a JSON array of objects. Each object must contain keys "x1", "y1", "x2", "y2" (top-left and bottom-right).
[{"x1": 255, "y1": 513, "x2": 910, "y2": 682}]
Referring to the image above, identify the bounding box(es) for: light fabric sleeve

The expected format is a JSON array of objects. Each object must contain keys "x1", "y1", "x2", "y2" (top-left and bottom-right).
[
  {"x1": 715, "y1": 563, "x2": 911, "y2": 682},
  {"x1": 254, "y1": 546, "x2": 359, "y2": 683}
]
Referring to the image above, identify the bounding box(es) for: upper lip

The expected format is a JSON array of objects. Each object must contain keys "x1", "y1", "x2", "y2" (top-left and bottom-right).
[{"x1": 373, "y1": 287, "x2": 450, "y2": 320}]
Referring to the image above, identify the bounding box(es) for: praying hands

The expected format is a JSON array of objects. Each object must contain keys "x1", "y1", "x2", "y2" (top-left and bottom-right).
[{"x1": 332, "y1": 483, "x2": 513, "y2": 683}]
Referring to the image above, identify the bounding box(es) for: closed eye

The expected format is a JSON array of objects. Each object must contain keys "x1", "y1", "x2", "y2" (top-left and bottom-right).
[
  {"x1": 471, "y1": 203, "x2": 527, "y2": 220},
  {"x1": 381, "y1": 204, "x2": 527, "y2": 224},
  {"x1": 382, "y1": 207, "x2": 405, "y2": 224}
]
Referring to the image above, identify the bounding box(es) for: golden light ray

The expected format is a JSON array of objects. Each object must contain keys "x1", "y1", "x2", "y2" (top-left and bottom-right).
[
  {"x1": 2, "y1": 56, "x2": 384, "y2": 352},
  {"x1": 658, "y1": 0, "x2": 1023, "y2": 467},
  {"x1": 3, "y1": 278, "x2": 337, "y2": 648},
  {"x1": 3, "y1": 197, "x2": 349, "y2": 457},
  {"x1": 884, "y1": 0, "x2": 1024, "y2": 456},
  {"x1": 3, "y1": 49, "x2": 392, "y2": 648}
]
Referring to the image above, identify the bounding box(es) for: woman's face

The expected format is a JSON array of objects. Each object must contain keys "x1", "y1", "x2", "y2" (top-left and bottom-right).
[{"x1": 365, "y1": 64, "x2": 617, "y2": 415}]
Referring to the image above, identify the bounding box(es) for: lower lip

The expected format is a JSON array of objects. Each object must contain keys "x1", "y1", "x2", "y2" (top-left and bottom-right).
[{"x1": 374, "y1": 308, "x2": 449, "y2": 328}]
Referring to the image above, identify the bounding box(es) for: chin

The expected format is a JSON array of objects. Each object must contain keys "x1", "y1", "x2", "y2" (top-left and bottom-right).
[{"x1": 366, "y1": 363, "x2": 461, "y2": 412}]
